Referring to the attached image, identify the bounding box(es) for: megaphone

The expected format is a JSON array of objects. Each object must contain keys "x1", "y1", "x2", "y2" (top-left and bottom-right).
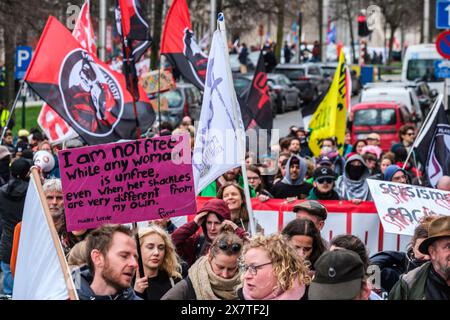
[{"x1": 33, "y1": 150, "x2": 55, "y2": 173}]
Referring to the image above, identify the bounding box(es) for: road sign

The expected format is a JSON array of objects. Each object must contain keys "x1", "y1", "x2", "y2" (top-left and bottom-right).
[
  {"x1": 435, "y1": 60, "x2": 450, "y2": 78},
  {"x1": 15, "y1": 46, "x2": 32, "y2": 80},
  {"x1": 436, "y1": 31, "x2": 450, "y2": 59},
  {"x1": 437, "y1": 1, "x2": 450, "y2": 29}
]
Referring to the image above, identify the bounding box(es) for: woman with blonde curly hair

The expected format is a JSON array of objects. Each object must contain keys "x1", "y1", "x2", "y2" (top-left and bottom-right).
[
  {"x1": 238, "y1": 234, "x2": 311, "y2": 300},
  {"x1": 134, "y1": 225, "x2": 182, "y2": 300}
]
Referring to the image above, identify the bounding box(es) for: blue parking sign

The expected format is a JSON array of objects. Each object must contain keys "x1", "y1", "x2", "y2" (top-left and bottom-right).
[
  {"x1": 437, "y1": 1, "x2": 450, "y2": 29},
  {"x1": 15, "y1": 46, "x2": 33, "y2": 80},
  {"x1": 434, "y1": 60, "x2": 450, "y2": 78}
]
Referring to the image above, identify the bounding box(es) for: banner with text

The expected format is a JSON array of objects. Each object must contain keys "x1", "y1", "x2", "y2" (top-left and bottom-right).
[
  {"x1": 58, "y1": 134, "x2": 196, "y2": 231},
  {"x1": 367, "y1": 179, "x2": 450, "y2": 236},
  {"x1": 167, "y1": 198, "x2": 412, "y2": 255}
]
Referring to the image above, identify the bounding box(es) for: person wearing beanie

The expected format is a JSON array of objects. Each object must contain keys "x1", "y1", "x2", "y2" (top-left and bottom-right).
[
  {"x1": 0, "y1": 158, "x2": 31, "y2": 295},
  {"x1": 171, "y1": 199, "x2": 247, "y2": 268},
  {"x1": 383, "y1": 165, "x2": 410, "y2": 184},
  {"x1": 271, "y1": 155, "x2": 312, "y2": 199}
]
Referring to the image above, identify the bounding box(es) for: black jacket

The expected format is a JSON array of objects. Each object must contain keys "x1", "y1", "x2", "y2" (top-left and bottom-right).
[
  {"x1": 161, "y1": 276, "x2": 197, "y2": 300},
  {"x1": 135, "y1": 270, "x2": 181, "y2": 300},
  {"x1": 0, "y1": 178, "x2": 28, "y2": 263},
  {"x1": 74, "y1": 266, "x2": 142, "y2": 300}
]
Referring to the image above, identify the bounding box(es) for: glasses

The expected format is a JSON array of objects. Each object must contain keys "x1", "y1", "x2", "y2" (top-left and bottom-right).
[
  {"x1": 405, "y1": 132, "x2": 415, "y2": 136},
  {"x1": 240, "y1": 262, "x2": 272, "y2": 275},
  {"x1": 392, "y1": 174, "x2": 407, "y2": 182},
  {"x1": 317, "y1": 177, "x2": 333, "y2": 184},
  {"x1": 216, "y1": 239, "x2": 242, "y2": 253},
  {"x1": 247, "y1": 176, "x2": 260, "y2": 181}
]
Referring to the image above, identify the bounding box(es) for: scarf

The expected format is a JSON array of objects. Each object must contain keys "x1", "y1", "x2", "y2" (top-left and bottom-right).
[
  {"x1": 336, "y1": 154, "x2": 371, "y2": 200},
  {"x1": 188, "y1": 255, "x2": 241, "y2": 300},
  {"x1": 242, "y1": 276, "x2": 306, "y2": 300}
]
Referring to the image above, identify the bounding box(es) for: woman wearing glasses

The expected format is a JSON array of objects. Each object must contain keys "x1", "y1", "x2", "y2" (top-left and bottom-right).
[
  {"x1": 238, "y1": 234, "x2": 311, "y2": 300},
  {"x1": 246, "y1": 166, "x2": 273, "y2": 202},
  {"x1": 307, "y1": 167, "x2": 340, "y2": 200},
  {"x1": 162, "y1": 226, "x2": 243, "y2": 300}
]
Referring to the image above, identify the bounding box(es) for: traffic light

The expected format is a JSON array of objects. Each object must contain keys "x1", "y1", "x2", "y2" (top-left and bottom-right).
[{"x1": 358, "y1": 15, "x2": 372, "y2": 37}]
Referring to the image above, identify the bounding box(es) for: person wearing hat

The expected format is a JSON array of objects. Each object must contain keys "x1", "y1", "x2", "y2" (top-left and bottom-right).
[
  {"x1": 171, "y1": 199, "x2": 247, "y2": 268},
  {"x1": 293, "y1": 200, "x2": 329, "y2": 248},
  {"x1": 307, "y1": 167, "x2": 340, "y2": 200},
  {"x1": 0, "y1": 157, "x2": 31, "y2": 296},
  {"x1": 384, "y1": 164, "x2": 410, "y2": 184},
  {"x1": 0, "y1": 145, "x2": 11, "y2": 186},
  {"x1": 366, "y1": 132, "x2": 381, "y2": 147},
  {"x1": 308, "y1": 249, "x2": 371, "y2": 300},
  {"x1": 320, "y1": 137, "x2": 345, "y2": 176},
  {"x1": 389, "y1": 216, "x2": 450, "y2": 300},
  {"x1": 271, "y1": 155, "x2": 312, "y2": 199}
]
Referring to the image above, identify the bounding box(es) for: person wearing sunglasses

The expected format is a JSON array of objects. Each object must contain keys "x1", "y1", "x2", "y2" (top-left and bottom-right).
[
  {"x1": 162, "y1": 226, "x2": 243, "y2": 300},
  {"x1": 307, "y1": 167, "x2": 340, "y2": 200},
  {"x1": 238, "y1": 234, "x2": 311, "y2": 300},
  {"x1": 390, "y1": 124, "x2": 416, "y2": 155}
]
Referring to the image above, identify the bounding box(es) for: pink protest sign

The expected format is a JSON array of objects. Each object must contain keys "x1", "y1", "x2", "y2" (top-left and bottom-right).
[{"x1": 58, "y1": 134, "x2": 196, "y2": 231}]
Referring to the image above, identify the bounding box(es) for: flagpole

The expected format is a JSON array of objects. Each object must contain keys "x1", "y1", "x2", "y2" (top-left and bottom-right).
[
  {"x1": 1, "y1": 81, "x2": 25, "y2": 142},
  {"x1": 217, "y1": 13, "x2": 257, "y2": 237},
  {"x1": 124, "y1": 40, "x2": 142, "y2": 139},
  {"x1": 30, "y1": 167, "x2": 78, "y2": 300},
  {"x1": 402, "y1": 94, "x2": 443, "y2": 170},
  {"x1": 132, "y1": 222, "x2": 145, "y2": 279}
]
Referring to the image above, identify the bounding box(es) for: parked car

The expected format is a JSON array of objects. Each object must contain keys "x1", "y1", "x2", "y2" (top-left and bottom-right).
[
  {"x1": 267, "y1": 73, "x2": 301, "y2": 113},
  {"x1": 359, "y1": 85, "x2": 423, "y2": 125},
  {"x1": 233, "y1": 73, "x2": 277, "y2": 118},
  {"x1": 317, "y1": 62, "x2": 362, "y2": 96},
  {"x1": 149, "y1": 82, "x2": 202, "y2": 128},
  {"x1": 274, "y1": 63, "x2": 330, "y2": 103},
  {"x1": 350, "y1": 101, "x2": 415, "y2": 152}
]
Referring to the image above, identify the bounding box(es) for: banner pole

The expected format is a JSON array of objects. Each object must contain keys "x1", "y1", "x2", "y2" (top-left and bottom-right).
[
  {"x1": 30, "y1": 167, "x2": 78, "y2": 300},
  {"x1": 217, "y1": 13, "x2": 257, "y2": 237},
  {"x1": 132, "y1": 222, "x2": 145, "y2": 279},
  {"x1": 402, "y1": 94, "x2": 442, "y2": 170},
  {"x1": 1, "y1": 81, "x2": 25, "y2": 142},
  {"x1": 124, "y1": 38, "x2": 142, "y2": 139}
]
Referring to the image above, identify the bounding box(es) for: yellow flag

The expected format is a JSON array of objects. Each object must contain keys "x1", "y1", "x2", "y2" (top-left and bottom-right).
[{"x1": 308, "y1": 51, "x2": 349, "y2": 157}]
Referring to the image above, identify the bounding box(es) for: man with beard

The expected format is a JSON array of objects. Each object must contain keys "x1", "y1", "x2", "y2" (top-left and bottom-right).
[
  {"x1": 75, "y1": 224, "x2": 141, "y2": 300},
  {"x1": 389, "y1": 216, "x2": 450, "y2": 300}
]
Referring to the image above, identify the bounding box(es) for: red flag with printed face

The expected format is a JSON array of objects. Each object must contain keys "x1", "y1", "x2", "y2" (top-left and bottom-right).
[
  {"x1": 38, "y1": 1, "x2": 95, "y2": 144},
  {"x1": 160, "y1": 0, "x2": 207, "y2": 90},
  {"x1": 26, "y1": 16, "x2": 155, "y2": 146}
]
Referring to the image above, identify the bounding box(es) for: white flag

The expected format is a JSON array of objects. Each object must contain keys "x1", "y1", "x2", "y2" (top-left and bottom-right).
[
  {"x1": 192, "y1": 30, "x2": 245, "y2": 194},
  {"x1": 13, "y1": 173, "x2": 74, "y2": 300}
]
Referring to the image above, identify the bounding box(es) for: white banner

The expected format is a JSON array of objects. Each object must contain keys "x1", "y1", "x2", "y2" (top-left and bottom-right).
[
  {"x1": 192, "y1": 30, "x2": 245, "y2": 194},
  {"x1": 13, "y1": 174, "x2": 72, "y2": 300},
  {"x1": 367, "y1": 179, "x2": 450, "y2": 236}
]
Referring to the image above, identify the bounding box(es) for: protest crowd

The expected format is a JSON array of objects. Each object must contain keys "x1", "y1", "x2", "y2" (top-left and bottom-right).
[{"x1": 0, "y1": 0, "x2": 449, "y2": 303}]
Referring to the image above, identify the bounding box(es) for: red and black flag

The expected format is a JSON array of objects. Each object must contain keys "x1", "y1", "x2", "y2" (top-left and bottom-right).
[
  {"x1": 245, "y1": 51, "x2": 273, "y2": 131},
  {"x1": 160, "y1": 0, "x2": 207, "y2": 91},
  {"x1": 115, "y1": 0, "x2": 152, "y2": 99},
  {"x1": 415, "y1": 98, "x2": 450, "y2": 187},
  {"x1": 25, "y1": 16, "x2": 155, "y2": 146}
]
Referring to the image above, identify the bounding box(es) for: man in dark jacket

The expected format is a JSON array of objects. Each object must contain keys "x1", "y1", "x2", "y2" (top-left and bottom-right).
[
  {"x1": 74, "y1": 224, "x2": 141, "y2": 300},
  {"x1": 389, "y1": 216, "x2": 450, "y2": 300},
  {"x1": 171, "y1": 199, "x2": 247, "y2": 268},
  {"x1": 0, "y1": 158, "x2": 30, "y2": 296},
  {"x1": 307, "y1": 167, "x2": 340, "y2": 200}
]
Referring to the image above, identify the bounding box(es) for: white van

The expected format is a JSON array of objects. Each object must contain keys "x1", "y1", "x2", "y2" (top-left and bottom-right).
[{"x1": 401, "y1": 44, "x2": 445, "y2": 94}]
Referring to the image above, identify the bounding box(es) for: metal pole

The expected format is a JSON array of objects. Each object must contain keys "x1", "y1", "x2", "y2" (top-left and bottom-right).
[
  {"x1": 1, "y1": 81, "x2": 24, "y2": 142},
  {"x1": 210, "y1": 0, "x2": 216, "y2": 44},
  {"x1": 21, "y1": 82, "x2": 26, "y2": 129},
  {"x1": 99, "y1": 0, "x2": 107, "y2": 61},
  {"x1": 321, "y1": 0, "x2": 328, "y2": 63},
  {"x1": 424, "y1": 0, "x2": 430, "y2": 43},
  {"x1": 217, "y1": 13, "x2": 257, "y2": 237}
]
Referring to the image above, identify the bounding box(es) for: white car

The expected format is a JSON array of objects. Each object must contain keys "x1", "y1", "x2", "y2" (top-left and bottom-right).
[{"x1": 359, "y1": 85, "x2": 423, "y2": 123}]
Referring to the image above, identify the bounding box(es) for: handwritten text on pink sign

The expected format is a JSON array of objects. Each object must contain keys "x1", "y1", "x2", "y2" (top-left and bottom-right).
[{"x1": 58, "y1": 134, "x2": 196, "y2": 231}]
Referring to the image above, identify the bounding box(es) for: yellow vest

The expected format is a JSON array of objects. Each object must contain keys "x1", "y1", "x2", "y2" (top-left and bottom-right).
[{"x1": 0, "y1": 109, "x2": 10, "y2": 128}]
